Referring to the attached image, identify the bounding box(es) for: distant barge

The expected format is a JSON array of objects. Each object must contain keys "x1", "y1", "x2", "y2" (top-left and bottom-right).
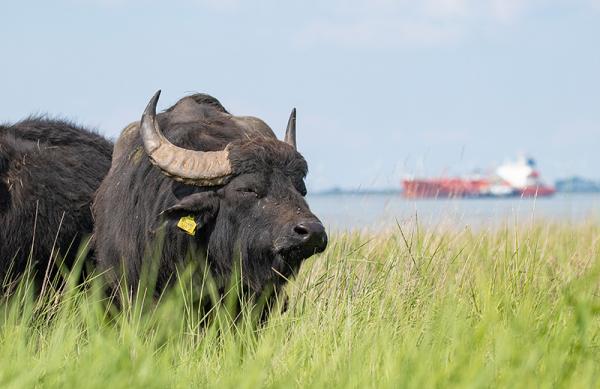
[{"x1": 403, "y1": 156, "x2": 555, "y2": 199}]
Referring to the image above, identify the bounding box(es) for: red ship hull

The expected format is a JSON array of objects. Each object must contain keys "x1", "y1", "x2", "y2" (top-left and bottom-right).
[
  {"x1": 402, "y1": 178, "x2": 488, "y2": 198},
  {"x1": 519, "y1": 186, "x2": 556, "y2": 197},
  {"x1": 402, "y1": 179, "x2": 555, "y2": 199}
]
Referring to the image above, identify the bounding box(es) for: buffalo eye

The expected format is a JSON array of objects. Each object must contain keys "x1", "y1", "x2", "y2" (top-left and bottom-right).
[{"x1": 236, "y1": 187, "x2": 259, "y2": 198}]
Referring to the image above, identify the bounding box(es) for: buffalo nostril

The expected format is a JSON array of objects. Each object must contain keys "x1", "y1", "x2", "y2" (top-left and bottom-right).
[
  {"x1": 291, "y1": 221, "x2": 328, "y2": 253},
  {"x1": 294, "y1": 224, "x2": 310, "y2": 237}
]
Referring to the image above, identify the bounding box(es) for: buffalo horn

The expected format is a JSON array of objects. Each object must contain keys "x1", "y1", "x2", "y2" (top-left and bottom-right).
[
  {"x1": 139, "y1": 90, "x2": 233, "y2": 186},
  {"x1": 284, "y1": 108, "x2": 297, "y2": 150}
]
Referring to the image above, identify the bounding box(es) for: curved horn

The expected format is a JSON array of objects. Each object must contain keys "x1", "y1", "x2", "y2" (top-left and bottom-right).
[
  {"x1": 140, "y1": 90, "x2": 232, "y2": 186},
  {"x1": 284, "y1": 108, "x2": 297, "y2": 150}
]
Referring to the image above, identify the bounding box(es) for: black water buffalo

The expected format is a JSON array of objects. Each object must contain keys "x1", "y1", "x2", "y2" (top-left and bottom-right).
[
  {"x1": 93, "y1": 91, "x2": 327, "y2": 301},
  {"x1": 0, "y1": 118, "x2": 112, "y2": 288}
]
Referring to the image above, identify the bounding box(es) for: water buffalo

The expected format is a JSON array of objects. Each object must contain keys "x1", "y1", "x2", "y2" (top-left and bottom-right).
[
  {"x1": 93, "y1": 91, "x2": 327, "y2": 303},
  {"x1": 0, "y1": 118, "x2": 112, "y2": 289}
]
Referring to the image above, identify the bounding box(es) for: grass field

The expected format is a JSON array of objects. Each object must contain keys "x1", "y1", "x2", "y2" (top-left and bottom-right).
[{"x1": 2, "y1": 222, "x2": 600, "y2": 388}]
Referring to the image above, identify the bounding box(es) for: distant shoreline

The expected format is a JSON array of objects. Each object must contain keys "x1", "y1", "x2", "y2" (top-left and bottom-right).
[{"x1": 311, "y1": 188, "x2": 402, "y2": 196}]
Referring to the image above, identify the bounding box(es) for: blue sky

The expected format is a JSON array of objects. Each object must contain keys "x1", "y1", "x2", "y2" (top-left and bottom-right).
[{"x1": 2, "y1": 0, "x2": 599, "y2": 190}]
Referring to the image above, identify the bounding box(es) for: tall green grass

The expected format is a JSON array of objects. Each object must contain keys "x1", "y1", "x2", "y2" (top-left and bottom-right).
[{"x1": 1, "y1": 222, "x2": 600, "y2": 388}]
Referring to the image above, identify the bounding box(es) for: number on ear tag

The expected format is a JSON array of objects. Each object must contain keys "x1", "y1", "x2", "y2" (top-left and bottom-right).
[{"x1": 177, "y1": 215, "x2": 197, "y2": 236}]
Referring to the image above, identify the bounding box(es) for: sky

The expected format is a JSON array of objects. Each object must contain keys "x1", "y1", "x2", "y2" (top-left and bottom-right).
[{"x1": 1, "y1": 0, "x2": 599, "y2": 190}]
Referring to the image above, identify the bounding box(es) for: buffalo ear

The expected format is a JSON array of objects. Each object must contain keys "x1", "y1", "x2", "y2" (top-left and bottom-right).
[{"x1": 161, "y1": 192, "x2": 220, "y2": 232}]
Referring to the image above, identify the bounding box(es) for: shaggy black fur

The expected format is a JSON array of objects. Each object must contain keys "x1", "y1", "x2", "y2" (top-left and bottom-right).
[
  {"x1": 0, "y1": 118, "x2": 112, "y2": 288},
  {"x1": 93, "y1": 94, "x2": 326, "y2": 302}
]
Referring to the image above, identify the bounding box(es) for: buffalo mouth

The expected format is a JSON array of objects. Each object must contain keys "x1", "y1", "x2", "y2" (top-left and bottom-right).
[
  {"x1": 271, "y1": 253, "x2": 302, "y2": 281},
  {"x1": 272, "y1": 250, "x2": 305, "y2": 278},
  {"x1": 271, "y1": 245, "x2": 322, "y2": 280}
]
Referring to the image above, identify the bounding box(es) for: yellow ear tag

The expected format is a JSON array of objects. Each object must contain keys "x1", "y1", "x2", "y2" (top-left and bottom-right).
[{"x1": 177, "y1": 216, "x2": 197, "y2": 236}]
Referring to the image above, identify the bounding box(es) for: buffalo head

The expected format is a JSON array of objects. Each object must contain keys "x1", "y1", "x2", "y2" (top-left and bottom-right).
[{"x1": 95, "y1": 90, "x2": 327, "y2": 295}]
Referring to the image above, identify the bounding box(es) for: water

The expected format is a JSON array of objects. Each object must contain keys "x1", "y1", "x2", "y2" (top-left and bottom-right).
[{"x1": 306, "y1": 193, "x2": 600, "y2": 231}]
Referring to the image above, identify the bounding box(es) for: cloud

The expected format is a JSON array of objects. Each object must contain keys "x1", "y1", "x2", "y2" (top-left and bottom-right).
[
  {"x1": 293, "y1": 0, "x2": 585, "y2": 49},
  {"x1": 291, "y1": 1, "x2": 468, "y2": 49},
  {"x1": 193, "y1": 0, "x2": 241, "y2": 11},
  {"x1": 489, "y1": 0, "x2": 530, "y2": 23},
  {"x1": 65, "y1": 0, "x2": 128, "y2": 7},
  {"x1": 294, "y1": 0, "x2": 472, "y2": 49},
  {"x1": 423, "y1": 0, "x2": 470, "y2": 18},
  {"x1": 295, "y1": 19, "x2": 463, "y2": 49},
  {"x1": 64, "y1": 0, "x2": 241, "y2": 9}
]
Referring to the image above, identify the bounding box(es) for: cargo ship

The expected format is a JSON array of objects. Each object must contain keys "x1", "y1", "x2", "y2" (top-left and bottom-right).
[{"x1": 402, "y1": 156, "x2": 555, "y2": 198}]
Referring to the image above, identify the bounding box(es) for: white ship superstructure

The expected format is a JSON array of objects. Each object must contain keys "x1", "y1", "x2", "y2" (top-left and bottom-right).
[{"x1": 495, "y1": 156, "x2": 544, "y2": 189}]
